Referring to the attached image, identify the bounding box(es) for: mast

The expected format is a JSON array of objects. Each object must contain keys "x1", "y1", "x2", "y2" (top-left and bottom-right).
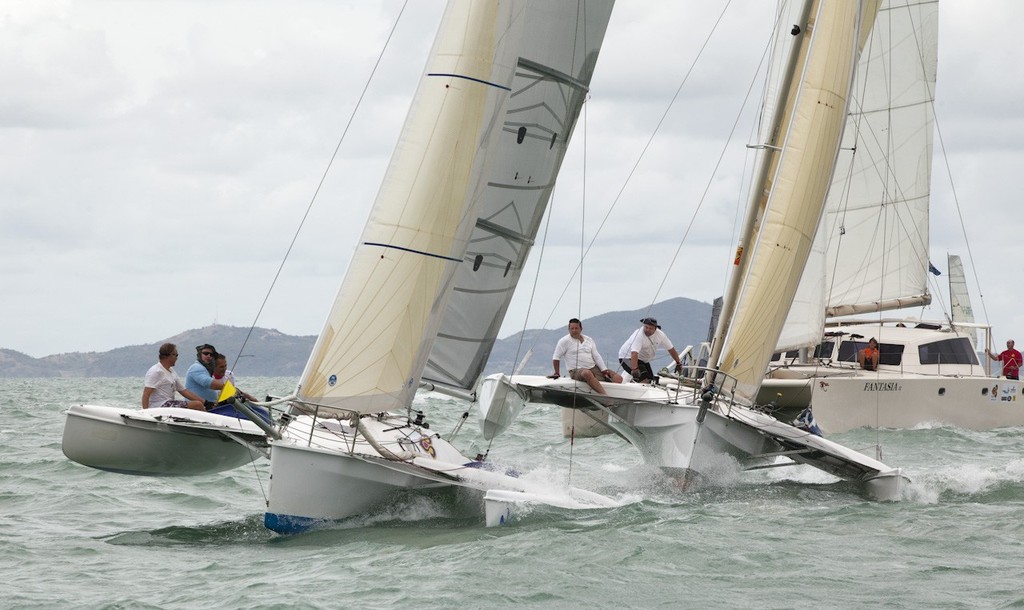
[
  {"x1": 706, "y1": 0, "x2": 814, "y2": 381},
  {"x1": 712, "y1": 0, "x2": 882, "y2": 402},
  {"x1": 778, "y1": 0, "x2": 939, "y2": 350}
]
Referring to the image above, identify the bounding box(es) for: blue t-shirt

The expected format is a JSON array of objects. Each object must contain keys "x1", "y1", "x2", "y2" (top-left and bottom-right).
[{"x1": 185, "y1": 361, "x2": 219, "y2": 402}]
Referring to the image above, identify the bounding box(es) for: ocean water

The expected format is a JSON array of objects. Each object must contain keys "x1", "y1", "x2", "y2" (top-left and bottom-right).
[{"x1": 4, "y1": 377, "x2": 1024, "y2": 609}]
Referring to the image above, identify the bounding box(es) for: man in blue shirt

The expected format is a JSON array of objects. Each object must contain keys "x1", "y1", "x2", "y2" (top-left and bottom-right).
[{"x1": 185, "y1": 343, "x2": 226, "y2": 405}]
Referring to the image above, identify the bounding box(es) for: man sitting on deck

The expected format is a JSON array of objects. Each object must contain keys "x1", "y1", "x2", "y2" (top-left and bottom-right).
[
  {"x1": 550, "y1": 318, "x2": 622, "y2": 394},
  {"x1": 858, "y1": 338, "x2": 880, "y2": 371},
  {"x1": 142, "y1": 343, "x2": 206, "y2": 410}
]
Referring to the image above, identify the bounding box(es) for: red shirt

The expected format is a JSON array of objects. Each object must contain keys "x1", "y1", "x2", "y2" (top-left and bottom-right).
[{"x1": 998, "y1": 349, "x2": 1022, "y2": 377}]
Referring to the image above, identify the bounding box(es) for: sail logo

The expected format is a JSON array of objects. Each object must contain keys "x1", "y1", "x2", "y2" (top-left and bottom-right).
[
  {"x1": 863, "y1": 382, "x2": 901, "y2": 392},
  {"x1": 419, "y1": 437, "x2": 436, "y2": 458},
  {"x1": 328, "y1": 374, "x2": 337, "y2": 387},
  {"x1": 818, "y1": 381, "x2": 830, "y2": 392}
]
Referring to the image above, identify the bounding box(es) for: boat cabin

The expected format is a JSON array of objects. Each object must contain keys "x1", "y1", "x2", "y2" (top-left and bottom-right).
[{"x1": 770, "y1": 320, "x2": 988, "y2": 376}]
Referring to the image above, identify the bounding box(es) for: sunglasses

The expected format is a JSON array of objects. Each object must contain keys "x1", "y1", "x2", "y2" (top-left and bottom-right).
[{"x1": 201, "y1": 351, "x2": 213, "y2": 357}]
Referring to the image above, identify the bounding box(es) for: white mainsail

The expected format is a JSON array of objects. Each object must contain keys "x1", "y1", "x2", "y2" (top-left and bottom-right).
[
  {"x1": 714, "y1": 0, "x2": 881, "y2": 402},
  {"x1": 423, "y1": 2, "x2": 614, "y2": 392},
  {"x1": 297, "y1": 1, "x2": 614, "y2": 415},
  {"x1": 777, "y1": 0, "x2": 938, "y2": 350}
]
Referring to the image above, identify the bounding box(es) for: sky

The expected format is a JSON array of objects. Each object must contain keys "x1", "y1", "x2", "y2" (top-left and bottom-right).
[{"x1": 3, "y1": 0, "x2": 1024, "y2": 358}]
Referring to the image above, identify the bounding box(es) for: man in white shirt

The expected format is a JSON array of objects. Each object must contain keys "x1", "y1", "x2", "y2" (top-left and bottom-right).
[
  {"x1": 550, "y1": 318, "x2": 622, "y2": 394},
  {"x1": 142, "y1": 343, "x2": 207, "y2": 410},
  {"x1": 618, "y1": 317, "x2": 683, "y2": 383}
]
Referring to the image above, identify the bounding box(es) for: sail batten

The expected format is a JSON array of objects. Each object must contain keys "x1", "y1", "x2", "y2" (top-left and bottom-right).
[
  {"x1": 423, "y1": 2, "x2": 614, "y2": 391},
  {"x1": 297, "y1": 1, "x2": 521, "y2": 414},
  {"x1": 298, "y1": 1, "x2": 615, "y2": 411}
]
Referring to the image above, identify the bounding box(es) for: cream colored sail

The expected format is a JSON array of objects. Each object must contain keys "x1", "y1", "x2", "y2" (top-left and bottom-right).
[
  {"x1": 297, "y1": 1, "x2": 614, "y2": 415},
  {"x1": 422, "y1": 2, "x2": 614, "y2": 393},
  {"x1": 716, "y1": 0, "x2": 881, "y2": 402},
  {"x1": 777, "y1": 0, "x2": 938, "y2": 350}
]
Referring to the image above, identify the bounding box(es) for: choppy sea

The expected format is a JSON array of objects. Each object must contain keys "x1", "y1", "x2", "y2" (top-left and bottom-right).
[{"x1": 4, "y1": 376, "x2": 1024, "y2": 608}]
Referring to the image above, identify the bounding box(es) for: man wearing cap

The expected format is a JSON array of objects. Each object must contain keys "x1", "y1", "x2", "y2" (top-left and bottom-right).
[
  {"x1": 549, "y1": 318, "x2": 623, "y2": 394},
  {"x1": 618, "y1": 317, "x2": 683, "y2": 383},
  {"x1": 185, "y1": 343, "x2": 227, "y2": 405}
]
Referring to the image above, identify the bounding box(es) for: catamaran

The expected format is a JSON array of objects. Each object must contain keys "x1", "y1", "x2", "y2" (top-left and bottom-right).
[
  {"x1": 759, "y1": 0, "x2": 1024, "y2": 432},
  {"x1": 63, "y1": 1, "x2": 912, "y2": 531}
]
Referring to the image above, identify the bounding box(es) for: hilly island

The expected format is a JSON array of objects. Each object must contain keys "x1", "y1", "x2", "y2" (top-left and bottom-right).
[{"x1": 1, "y1": 298, "x2": 712, "y2": 378}]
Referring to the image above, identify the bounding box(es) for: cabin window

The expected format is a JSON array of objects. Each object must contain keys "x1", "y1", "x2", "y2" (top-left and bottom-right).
[
  {"x1": 813, "y1": 341, "x2": 835, "y2": 359},
  {"x1": 838, "y1": 340, "x2": 903, "y2": 366},
  {"x1": 918, "y1": 337, "x2": 979, "y2": 365},
  {"x1": 770, "y1": 350, "x2": 800, "y2": 362},
  {"x1": 878, "y1": 344, "x2": 904, "y2": 366}
]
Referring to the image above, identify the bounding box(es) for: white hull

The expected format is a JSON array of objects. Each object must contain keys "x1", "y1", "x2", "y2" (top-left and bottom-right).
[
  {"x1": 496, "y1": 374, "x2": 907, "y2": 500},
  {"x1": 265, "y1": 413, "x2": 619, "y2": 533},
  {"x1": 62, "y1": 404, "x2": 268, "y2": 476},
  {"x1": 561, "y1": 407, "x2": 611, "y2": 438},
  {"x1": 265, "y1": 439, "x2": 452, "y2": 533},
  {"x1": 762, "y1": 321, "x2": 1024, "y2": 432},
  {"x1": 762, "y1": 369, "x2": 1024, "y2": 432}
]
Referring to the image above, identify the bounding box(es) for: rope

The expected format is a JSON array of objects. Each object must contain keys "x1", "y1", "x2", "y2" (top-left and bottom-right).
[
  {"x1": 232, "y1": 0, "x2": 411, "y2": 372},
  {"x1": 223, "y1": 3, "x2": 411, "y2": 504}
]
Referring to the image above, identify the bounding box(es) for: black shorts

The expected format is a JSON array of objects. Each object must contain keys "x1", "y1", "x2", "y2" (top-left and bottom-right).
[{"x1": 620, "y1": 358, "x2": 654, "y2": 381}]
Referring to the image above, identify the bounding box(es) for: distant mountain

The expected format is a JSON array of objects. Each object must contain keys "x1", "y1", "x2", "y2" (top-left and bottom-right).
[
  {"x1": 0, "y1": 325, "x2": 316, "y2": 378},
  {"x1": 0, "y1": 298, "x2": 713, "y2": 378}
]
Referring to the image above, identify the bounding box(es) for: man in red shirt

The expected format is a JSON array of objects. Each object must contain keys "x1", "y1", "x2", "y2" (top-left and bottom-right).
[{"x1": 987, "y1": 339, "x2": 1022, "y2": 380}]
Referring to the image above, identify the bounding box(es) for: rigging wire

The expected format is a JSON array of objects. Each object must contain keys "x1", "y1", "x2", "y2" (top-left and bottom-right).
[
  {"x1": 932, "y1": 104, "x2": 987, "y2": 326},
  {"x1": 567, "y1": 1, "x2": 591, "y2": 482},
  {"x1": 232, "y1": 0, "x2": 411, "y2": 372},
  {"x1": 529, "y1": 0, "x2": 740, "y2": 338},
  {"x1": 230, "y1": 1, "x2": 410, "y2": 500}
]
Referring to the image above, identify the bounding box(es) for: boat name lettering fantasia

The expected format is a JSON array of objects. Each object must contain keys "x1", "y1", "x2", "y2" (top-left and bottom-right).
[{"x1": 863, "y1": 382, "x2": 901, "y2": 392}]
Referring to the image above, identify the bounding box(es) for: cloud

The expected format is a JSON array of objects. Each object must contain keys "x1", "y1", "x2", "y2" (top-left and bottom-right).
[{"x1": 1, "y1": 1, "x2": 1020, "y2": 357}]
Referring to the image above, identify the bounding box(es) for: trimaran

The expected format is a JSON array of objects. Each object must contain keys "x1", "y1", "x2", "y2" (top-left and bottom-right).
[{"x1": 63, "y1": 0, "x2": 909, "y2": 533}]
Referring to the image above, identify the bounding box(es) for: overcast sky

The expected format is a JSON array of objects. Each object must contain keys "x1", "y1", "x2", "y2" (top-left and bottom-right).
[{"x1": 3, "y1": 0, "x2": 1023, "y2": 359}]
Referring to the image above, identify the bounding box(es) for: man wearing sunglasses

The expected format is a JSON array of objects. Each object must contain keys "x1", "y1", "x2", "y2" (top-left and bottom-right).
[{"x1": 184, "y1": 343, "x2": 226, "y2": 407}]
